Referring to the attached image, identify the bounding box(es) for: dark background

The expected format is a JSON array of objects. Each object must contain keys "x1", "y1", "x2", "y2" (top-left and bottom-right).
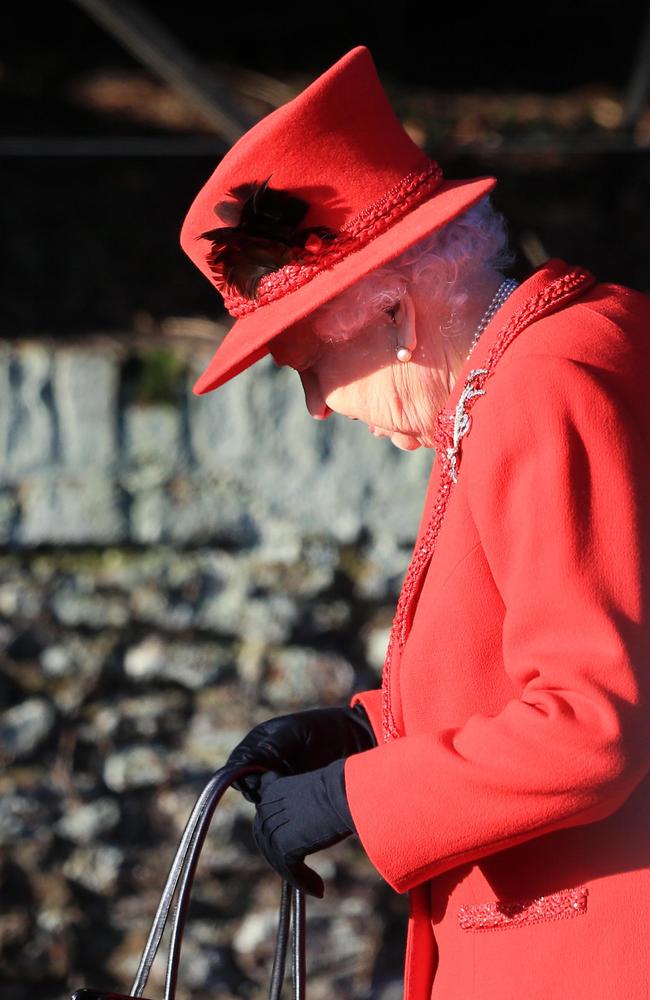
[
  {"x1": 6, "y1": 2, "x2": 648, "y2": 95},
  {"x1": 2, "y1": 2, "x2": 649, "y2": 329}
]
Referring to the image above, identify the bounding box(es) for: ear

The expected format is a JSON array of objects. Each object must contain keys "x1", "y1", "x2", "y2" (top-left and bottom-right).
[{"x1": 395, "y1": 287, "x2": 418, "y2": 353}]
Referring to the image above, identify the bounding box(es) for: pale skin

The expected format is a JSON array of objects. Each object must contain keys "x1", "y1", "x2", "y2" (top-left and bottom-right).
[{"x1": 268, "y1": 270, "x2": 504, "y2": 450}]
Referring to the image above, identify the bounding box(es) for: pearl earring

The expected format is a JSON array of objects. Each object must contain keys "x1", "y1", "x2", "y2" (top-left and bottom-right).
[{"x1": 386, "y1": 299, "x2": 412, "y2": 362}]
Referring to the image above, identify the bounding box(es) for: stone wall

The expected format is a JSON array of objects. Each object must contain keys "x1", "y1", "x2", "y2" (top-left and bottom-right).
[
  {"x1": 0, "y1": 334, "x2": 435, "y2": 1000},
  {"x1": 0, "y1": 332, "x2": 432, "y2": 547}
]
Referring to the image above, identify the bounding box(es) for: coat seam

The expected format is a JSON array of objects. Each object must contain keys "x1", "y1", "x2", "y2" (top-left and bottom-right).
[{"x1": 409, "y1": 539, "x2": 483, "y2": 612}]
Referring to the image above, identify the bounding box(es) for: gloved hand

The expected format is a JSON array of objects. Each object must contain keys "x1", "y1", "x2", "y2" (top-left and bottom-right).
[
  {"x1": 225, "y1": 702, "x2": 376, "y2": 804},
  {"x1": 252, "y1": 758, "x2": 355, "y2": 898}
]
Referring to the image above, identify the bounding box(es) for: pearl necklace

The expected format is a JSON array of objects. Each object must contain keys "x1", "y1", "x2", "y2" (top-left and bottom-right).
[{"x1": 465, "y1": 278, "x2": 519, "y2": 362}]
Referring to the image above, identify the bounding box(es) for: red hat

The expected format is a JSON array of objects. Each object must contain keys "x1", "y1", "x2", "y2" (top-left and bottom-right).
[{"x1": 180, "y1": 45, "x2": 497, "y2": 396}]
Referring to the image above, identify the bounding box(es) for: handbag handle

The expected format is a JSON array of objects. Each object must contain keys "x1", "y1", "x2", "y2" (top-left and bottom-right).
[
  {"x1": 159, "y1": 764, "x2": 305, "y2": 1000},
  {"x1": 70, "y1": 763, "x2": 306, "y2": 1000}
]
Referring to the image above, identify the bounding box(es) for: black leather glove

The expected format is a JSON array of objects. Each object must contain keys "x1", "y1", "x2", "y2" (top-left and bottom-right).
[
  {"x1": 252, "y1": 758, "x2": 354, "y2": 898},
  {"x1": 225, "y1": 702, "x2": 376, "y2": 804}
]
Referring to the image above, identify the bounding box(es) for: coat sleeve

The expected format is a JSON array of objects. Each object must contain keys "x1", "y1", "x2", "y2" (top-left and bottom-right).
[{"x1": 343, "y1": 354, "x2": 650, "y2": 894}]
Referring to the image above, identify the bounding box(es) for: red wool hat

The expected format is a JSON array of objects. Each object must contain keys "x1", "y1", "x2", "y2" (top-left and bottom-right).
[{"x1": 180, "y1": 45, "x2": 497, "y2": 396}]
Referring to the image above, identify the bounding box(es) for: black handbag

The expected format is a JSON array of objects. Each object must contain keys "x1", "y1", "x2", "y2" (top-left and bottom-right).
[{"x1": 69, "y1": 764, "x2": 306, "y2": 1000}]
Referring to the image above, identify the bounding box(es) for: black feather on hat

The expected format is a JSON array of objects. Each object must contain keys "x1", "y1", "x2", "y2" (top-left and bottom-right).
[{"x1": 199, "y1": 175, "x2": 337, "y2": 300}]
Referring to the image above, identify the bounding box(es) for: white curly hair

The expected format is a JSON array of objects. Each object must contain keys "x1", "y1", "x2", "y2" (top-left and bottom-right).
[{"x1": 310, "y1": 195, "x2": 516, "y2": 345}]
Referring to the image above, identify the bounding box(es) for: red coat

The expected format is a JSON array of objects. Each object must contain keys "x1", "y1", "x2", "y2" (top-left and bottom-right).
[{"x1": 344, "y1": 258, "x2": 650, "y2": 1000}]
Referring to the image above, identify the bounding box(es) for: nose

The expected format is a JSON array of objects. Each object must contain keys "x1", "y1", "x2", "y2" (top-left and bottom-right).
[{"x1": 299, "y1": 370, "x2": 332, "y2": 420}]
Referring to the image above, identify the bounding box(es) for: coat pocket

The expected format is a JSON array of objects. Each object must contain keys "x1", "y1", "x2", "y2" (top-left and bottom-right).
[{"x1": 458, "y1": 885, "x2": 589, "y2": 931}]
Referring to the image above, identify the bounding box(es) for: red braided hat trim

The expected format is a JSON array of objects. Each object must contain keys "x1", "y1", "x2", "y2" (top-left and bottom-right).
[
  {"x1": 215, "y1": 162, "x2": 444, "y2": 317},
  {"x1": 381, "y1": 267, "x2": 596, "y2": 743}
]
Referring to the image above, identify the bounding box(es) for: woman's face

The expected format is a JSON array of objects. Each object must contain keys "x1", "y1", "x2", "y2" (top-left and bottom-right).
[{"x1": 268, "y1": 286, "x2": 470, "y2": 450}]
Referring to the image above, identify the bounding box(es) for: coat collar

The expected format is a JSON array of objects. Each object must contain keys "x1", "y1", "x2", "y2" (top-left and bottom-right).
[
  {"x1": 414, "y1": 258, "x2": 595, "y2": 544},
  {"x1": 439, "y1": 257, "x2": 595, "y2": 423},
  {"x1": 431, "y1": 258, "x2": 597, "y2": 483}
]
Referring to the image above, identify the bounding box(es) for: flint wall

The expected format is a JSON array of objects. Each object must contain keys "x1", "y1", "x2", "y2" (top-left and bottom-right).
[{"x1": 0, "y1": 333, "x2": 434, "y2": 1000}]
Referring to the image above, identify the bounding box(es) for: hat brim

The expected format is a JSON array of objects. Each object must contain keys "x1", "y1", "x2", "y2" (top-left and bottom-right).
[{"x1": 192, "y1": 174, "x2": 497, "y2": 395}]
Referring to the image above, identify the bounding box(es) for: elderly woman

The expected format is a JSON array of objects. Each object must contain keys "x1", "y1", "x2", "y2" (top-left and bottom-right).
[{"x1": 180, "y1": 46, "x2": 650, "y2": 1000}]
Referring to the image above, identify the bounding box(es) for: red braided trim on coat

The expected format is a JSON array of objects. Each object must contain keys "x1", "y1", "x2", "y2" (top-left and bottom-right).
[
  {"x1": 218, "y1": 162, "x2": 444, "y2": 317},
  {"x1": 458, "y1": 885, "x2": 589, "y2": 931},
  {"x1": 381, "y1": 267, "x2": 596, "y2": 743}
]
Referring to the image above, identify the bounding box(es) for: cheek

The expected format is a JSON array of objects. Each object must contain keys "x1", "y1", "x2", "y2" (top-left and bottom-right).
[
  {"x1": 398, "y1": 365, "x2": 450, "y2": 424},
  {"x1": 321, "y1": 366, "x2": 394, "y2": 417}
]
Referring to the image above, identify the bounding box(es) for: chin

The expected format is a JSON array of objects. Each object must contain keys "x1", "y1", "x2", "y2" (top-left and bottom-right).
[
  {"x1": 393, "y1": 441, "x2": 422, "y2": 452},
  {"x1": 389, "y1": 431, "x2": 422, "y2": 451}
]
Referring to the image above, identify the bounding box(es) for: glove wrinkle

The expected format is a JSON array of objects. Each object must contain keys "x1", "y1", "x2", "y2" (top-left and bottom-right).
[
  {"x1": 251, "y1": 760, "x2": 355, "y2": 897},
  {"x1": 260, "y1": 809, "x2": 285, "y2": 831},
  {"x1": 269, "y1": 819, "x2": 290, "y2": 841}
]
